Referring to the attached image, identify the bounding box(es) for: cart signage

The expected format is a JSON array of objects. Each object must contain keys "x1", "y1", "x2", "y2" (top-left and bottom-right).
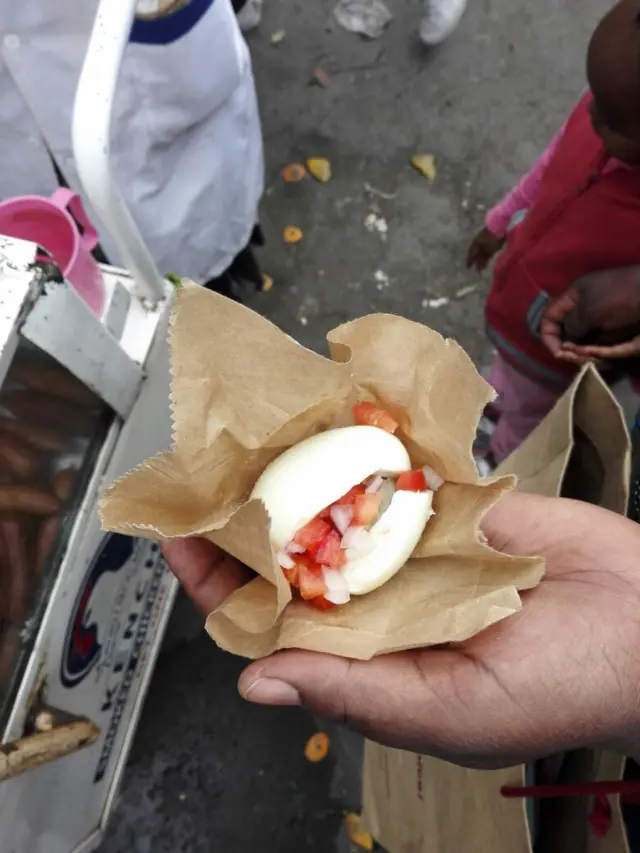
[{"x1": 60, "y1": 534, "x2": 135, "y2": 688}]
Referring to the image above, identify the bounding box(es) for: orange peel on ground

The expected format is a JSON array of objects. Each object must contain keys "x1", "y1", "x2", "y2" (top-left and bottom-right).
[{"x1": 304, "y1": 731, "x2": 330, "y2": 762}]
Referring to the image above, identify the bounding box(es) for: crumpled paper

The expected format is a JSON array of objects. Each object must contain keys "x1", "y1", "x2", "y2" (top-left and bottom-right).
[{"x1": 100, "y1": 284, "x2": 544, "y2": 660}]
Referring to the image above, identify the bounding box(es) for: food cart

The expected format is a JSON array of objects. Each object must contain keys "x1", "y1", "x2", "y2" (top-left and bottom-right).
[{"x1": 0, "y1": 1, "x2": 179, "y2": 850}]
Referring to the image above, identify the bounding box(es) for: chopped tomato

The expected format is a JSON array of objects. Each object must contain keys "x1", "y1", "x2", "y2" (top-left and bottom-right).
[
  {"x1": 333, "y1": 484, "x2": 366, "y2": 507},
  {"x1": 309, "y1": 596, "x2": 336, "y2": 611},
  {"x1": 353, "y1": 401, "x2": 398, "y2": 434},
  {"x1": 396, "y1": 469, "x2": 428, "y2": 492},
  {"x1": 318, "y1": 505, "x2": 332, "y2": 520},
  {"x1": 353, "y1": 492, "x2": 382, "y2": 526},
  {"x1": 315, "y1": 529, "x2": 346, "y2": 569},
  {"x1": 294, "y1": 517, "x2": 332, "y2": 555},
  {"x1": 282, "y1": 564, "x2": 300, "y2": 588},
  {"x1": 299, "y1": 563, "x2": 329, "y2": 600}
]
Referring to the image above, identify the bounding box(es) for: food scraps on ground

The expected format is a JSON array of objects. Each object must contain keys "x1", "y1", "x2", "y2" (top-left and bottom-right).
[
  {"x1": 281, "y1": 163, "x2": 306, "y2": 183},
  {"x1": 262, "y1": 274, "x2": 274, "y2": 292},
  {"x1": 306, "y1": 158, "x2": 332, "y2": 183},
  {"x1": 344, "y1": 812, "x2": 374, "y2": 851},
  {"x1": 311, "y1": 68, "x2": 330, "y2": 88},
  {"x1": 410, "y1": 153, "x2": 437, "y2": 183},
  {"x1": 270, "y1": 29, "x2": 286, "y2": 44},
  {"x1": 250, "y1": 401, "x2": 444, "y2": 611},
  {"x1": 304, "y1": 731, "x2": 330, "y2": 762},
  {"x1": 283, "y1": 226, "x2": 304, "y2": 244}
]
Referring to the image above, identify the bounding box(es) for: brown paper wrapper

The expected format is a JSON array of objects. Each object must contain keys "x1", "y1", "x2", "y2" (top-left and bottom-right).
[{"x1": 100, "y1": 284, "x2": 544, "y2": 660}]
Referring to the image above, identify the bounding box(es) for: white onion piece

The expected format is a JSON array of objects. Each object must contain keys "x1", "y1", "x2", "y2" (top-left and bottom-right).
[
  {"x1": 422, "y1": 465, "x2": 444, "y2": 491},
  {"x1": 276, "y1": 550, "x2": 295, "y2": 570},
  {"x1": 330, "y1": 504, "x2": 354, "y2": 535},
  {"x1": 365, "y1": 475, "x2": 384, "y2": 494},
  {"x1": 343, "y1": 527, "x2": 375, "y2": 559},
  {"x1": 322, "y1": 568, "x2": 351, "y2": 604},
  {"x1": 341, "y1": 525, "x2": 367, "y2": 550},
  {"x1": 324, "y1": 588, "x2": 351, "y2": 605},
  {"x1": 285, "y1": 541, "x2": 305, "y2": 554}
]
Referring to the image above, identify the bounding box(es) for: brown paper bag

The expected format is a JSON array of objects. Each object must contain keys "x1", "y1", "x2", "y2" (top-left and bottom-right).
[
  {"x1": 100, "y1": 285, "x2": 544, "y2": 660},
  {"x1": 362, "y1": 364, "x2": 631, "y2": 853}
]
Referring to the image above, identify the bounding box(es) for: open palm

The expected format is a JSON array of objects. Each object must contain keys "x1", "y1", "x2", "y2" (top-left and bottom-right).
[{"x1": 163, "y1": 492, "x2": 640, "y2": 768}]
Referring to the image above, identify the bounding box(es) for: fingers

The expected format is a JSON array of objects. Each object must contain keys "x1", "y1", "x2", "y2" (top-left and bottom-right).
[
  {"x1": 466, "y1": 244, "x2": 481, "y2": 270},
  {"x1": 539, "y1": 316, "x2": 563, "y2": 357},
  {"x1": 162, "y1": 538, "x2": 252, "y2": 615},
  {"x1": 238, "y1": 646, "x2": 489, "y2": 759},
  {"x1": 481, "y1": 491, "x2": 640, "y2": 576},
  {"x1": 562, "y1": 336, "x2": 640, "y2": 360}
]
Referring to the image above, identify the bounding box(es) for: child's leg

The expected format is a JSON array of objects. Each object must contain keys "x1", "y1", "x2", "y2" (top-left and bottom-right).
[{"x1": 487, "y1": 353, "x2": 565, "y2": 464}]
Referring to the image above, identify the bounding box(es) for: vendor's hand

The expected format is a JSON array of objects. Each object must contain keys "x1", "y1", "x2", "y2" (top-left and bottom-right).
[
  {"x1": 540, "y1": 266, "x2": 640, "y2": 364},
  {"x1": 163, "y1": 492, "x2": 640, "y2": 769},
  {"x1": 466, "y1": 227, "x2": 504, "y2": 271}
]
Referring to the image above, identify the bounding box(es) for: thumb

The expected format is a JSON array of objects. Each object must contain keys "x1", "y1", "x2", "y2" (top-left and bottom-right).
[{"x1": 237, "y1": 647, "x2": 476, "y2": 755}]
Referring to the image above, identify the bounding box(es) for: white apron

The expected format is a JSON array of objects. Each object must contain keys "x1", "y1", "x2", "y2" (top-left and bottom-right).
[{"x1": 0, "y1": 0, "x2": 264, "y2": 281}]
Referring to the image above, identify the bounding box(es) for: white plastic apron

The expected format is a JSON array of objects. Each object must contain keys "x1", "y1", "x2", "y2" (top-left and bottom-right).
[{"x1": 0, "y1": 0, "x2": 264, "y2": 280}]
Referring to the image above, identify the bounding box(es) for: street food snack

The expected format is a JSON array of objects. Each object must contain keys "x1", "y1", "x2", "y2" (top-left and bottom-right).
[{"x1": 101, "y1": 286, "x2": 545, "y2": 660}]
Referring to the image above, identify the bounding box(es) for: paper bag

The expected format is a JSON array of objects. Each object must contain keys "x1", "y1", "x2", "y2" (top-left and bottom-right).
[
  {"x1": 100, "y1": 286, "x2": 544, "y2": 661},
  {"x1": 362, "y1": 364, "x2": 631, "y2": 853}
]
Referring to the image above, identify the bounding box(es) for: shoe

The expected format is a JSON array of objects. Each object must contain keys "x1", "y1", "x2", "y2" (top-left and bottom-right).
[
  {"x1": 418, "y1": 0, "x2": 467, "y2": 46},
  {"x1": 236, "y1": 0, "x2": 262, "y2": 32}
]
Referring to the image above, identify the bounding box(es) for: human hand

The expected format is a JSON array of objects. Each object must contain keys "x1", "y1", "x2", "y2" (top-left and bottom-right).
[
  {"x1": 163, "y1": 492, "x2": 640, "y2": 769},
  {"x1": 466, "y1": 227, "x2": 505, "y2": 271},
  {"x1": 540, "y1": 267, "x2": 640, "y2": 364}
]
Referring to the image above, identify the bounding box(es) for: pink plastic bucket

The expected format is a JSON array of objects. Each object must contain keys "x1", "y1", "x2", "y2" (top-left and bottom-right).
[{"x1": 0, "y1": 188, "x2": 105, "y2": 316}]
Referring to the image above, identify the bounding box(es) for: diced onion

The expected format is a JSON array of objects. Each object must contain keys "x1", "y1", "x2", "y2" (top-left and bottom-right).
[
  {"x1": 342, "y1": 526, "x2": 375, "y2": 559},
  {"x1": 285, "y1": 541, "x2": 306, "y2": 554},
  {"x1": 322, "y1": 568, "x2": 351, "y2": 605},
  {"x1": 422, "y1": 465, "x2": 444, "y2": 491},
  {"x1": 365, "y1": 475, "x2": 384, "y2": 494},
  {"x1": 276, "y1": 550, "x2": 295, "y2": 569},
  {"x1": 341, "y1": 525, "x2": 366, "y2": 550},
  {"x1": 330, "y1": 504, "x2": 354, "y2": 535}
]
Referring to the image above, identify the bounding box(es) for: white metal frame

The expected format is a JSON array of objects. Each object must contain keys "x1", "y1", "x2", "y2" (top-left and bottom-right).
[{"x1": 72, "y1": 0, "x2": 168, "y2": 306}]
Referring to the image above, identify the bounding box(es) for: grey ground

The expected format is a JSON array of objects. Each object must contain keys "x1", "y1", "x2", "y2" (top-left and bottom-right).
[{"x1": 99, "y1": 1, "x2": 609, "y2": 851}]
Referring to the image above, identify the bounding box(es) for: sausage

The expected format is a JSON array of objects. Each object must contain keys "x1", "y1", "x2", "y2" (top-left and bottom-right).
[
  {"x1": 0, "y1": 390, "x2": 96, "y2": 434},
  {"x1": 0, "y1": 431, "x2": 39, "y2": 480},
  {"x1": 0, "y1": 487, "x2": 58, "y2": 516},
  {"x1": 52, "y1": 469, "x2": 76, "y2": 503},
  {"x1": 13, "y1": 362, "x2": 96, "y2": 406},
  {"x1": 0, "y1": 515, "x2": 32, "y2": 625},
  {"x1": 0, "y1": 417, "x2": 65, "y2": 453},
  {"x1": 0, "y1": 626, "x2": 22, "y2": 690},
  {"x1": 34, "y1": 516, "x2": 61, "y2": 582}
]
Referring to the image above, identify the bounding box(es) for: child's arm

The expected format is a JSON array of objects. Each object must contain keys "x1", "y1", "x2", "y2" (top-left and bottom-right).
[
  {"x1": 467, "y1": 121, "x2": 568, "y2": 271},
  {"x1": 485, "y1": 121, "x2": 568, "y2": 238}
]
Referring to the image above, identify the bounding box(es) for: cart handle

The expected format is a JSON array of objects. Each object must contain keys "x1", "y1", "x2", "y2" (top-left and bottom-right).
[{"x1": 71, "y1": 0, "x2": 167, "y2": 305}]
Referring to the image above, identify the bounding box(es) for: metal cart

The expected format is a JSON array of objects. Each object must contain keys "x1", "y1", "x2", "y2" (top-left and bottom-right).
[{"x1": 0, "y1": 1, "x2": 179, "y2": 850}]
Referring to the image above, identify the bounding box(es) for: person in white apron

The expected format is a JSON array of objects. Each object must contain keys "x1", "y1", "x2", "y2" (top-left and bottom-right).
[
  {"x1": 0, "y1": 0, "x2": 265, "y2": 300},
  {"x1": 236, "y1": 0, "x2": 467, "y2": 48}
]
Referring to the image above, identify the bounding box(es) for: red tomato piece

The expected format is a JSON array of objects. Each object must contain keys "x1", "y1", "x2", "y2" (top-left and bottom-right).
[
  {"x1": 315, "y1": 529, "x2": 346, "y2": 569},
  {"x1": 309, "y1": 596, "x2": 336, "y2": 611},
  {"x1": 299, "y1": 563, "x2": 329, "y2": 600},
  {"x1": 282, "y1": 564, "x2": 300, "y2": 588},
  {"x1": 353, "y1": 492, "x2": 383, "y2": 526},
  {"x1": 294, "y1": 517, "x2": 332, "y2": 554},
  {"x1": 396, "y1": 469, "x2": 428, "y2": 492},
  {"x1": 353, "y1": 401, "x2": 398, "y2": 434},
  {"x1": 333, "y1": 484, "x2": 366, "y2": 507}
]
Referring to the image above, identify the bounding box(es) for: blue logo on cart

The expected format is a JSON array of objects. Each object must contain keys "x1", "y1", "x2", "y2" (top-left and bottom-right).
[{"x1": 60, "y1": 534, "x2": 135, "y2": 688}]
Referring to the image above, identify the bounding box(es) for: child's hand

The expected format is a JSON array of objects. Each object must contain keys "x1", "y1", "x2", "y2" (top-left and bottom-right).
[
  {"x1": 466, "y1": 228, "x2": 504, "y2": 271},
  {"x1": 540, "y1": 267, "x2": 640, "y2": 364}
]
